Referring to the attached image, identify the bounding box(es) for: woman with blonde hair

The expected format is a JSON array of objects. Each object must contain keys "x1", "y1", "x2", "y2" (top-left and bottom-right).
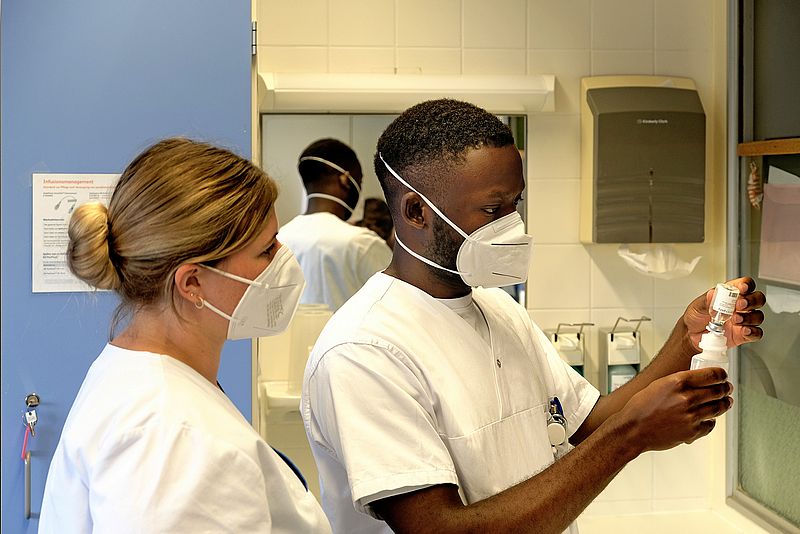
[{"x1": 39, "y1": 138, "x2": 331, "y2": 533}]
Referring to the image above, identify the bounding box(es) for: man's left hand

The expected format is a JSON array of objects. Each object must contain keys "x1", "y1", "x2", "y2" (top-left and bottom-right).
[{"x1": 683, "y1": 276, "x2": 766, "y2": 349}]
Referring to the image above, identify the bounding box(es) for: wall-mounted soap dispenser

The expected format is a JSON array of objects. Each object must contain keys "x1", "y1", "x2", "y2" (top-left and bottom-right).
[
  {"x1": 546, "y1": 322, "x2": 594, "y2": 377},
  {"x1": 600, "y1": 316, "x2": 651, "y2": 394},
  {"x1": 580, "y1": 76, "x2": 706, "y2": 244}
]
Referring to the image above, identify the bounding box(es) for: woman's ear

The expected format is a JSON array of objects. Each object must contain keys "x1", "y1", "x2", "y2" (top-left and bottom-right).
[
  {"x1": 174, "y1": 264, "x2": 203, "y2": 307},
  {"x1": 400, "y1": 192, "x2": 427, "y2": 229}
]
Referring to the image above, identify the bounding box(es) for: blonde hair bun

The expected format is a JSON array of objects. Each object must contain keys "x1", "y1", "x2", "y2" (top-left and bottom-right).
[{"x1": 67, "y1": 201, "x2": 121, "y2": 290}]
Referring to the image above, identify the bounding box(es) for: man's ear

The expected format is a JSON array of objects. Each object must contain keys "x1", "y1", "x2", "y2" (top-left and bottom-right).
[
  {"x1": 174, "y1": 263, "x2": 203, "y2": 306},
  {"x1": 338, "y1": 173, "x2": 351, "y2": 191},
  {"x1": 400, "y1": 192, "x2": 427, "y2": 229}
]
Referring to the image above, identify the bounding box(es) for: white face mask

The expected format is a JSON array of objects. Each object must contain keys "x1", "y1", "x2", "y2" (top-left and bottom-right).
[
  {"x1": 380, "y1": 153, "x2": 533, "y2": 288},
  {"x1": 299, "y1": 156, "x2": 362, "y2": 219},
  {"x1": 200, "y1": 246, "x2": 306, "y2": 339}
]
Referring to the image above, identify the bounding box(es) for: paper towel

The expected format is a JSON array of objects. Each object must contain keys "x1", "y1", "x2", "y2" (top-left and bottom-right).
[{"x1": 617, "y1": 244, "x2": 701, "y2": 279}]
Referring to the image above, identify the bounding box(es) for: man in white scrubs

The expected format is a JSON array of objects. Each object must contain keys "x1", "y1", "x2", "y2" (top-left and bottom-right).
[
  {"x1": 301, "y1": 100, "x2": 766, "y2": 533},
  {"x1": 280, "y1": 139, "x2": 392, "y2": 311}
]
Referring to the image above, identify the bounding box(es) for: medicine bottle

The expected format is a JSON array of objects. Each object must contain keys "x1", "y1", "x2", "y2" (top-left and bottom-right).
[{"x1": 707, "y1": 283, "x2": 740, "y2": 334}]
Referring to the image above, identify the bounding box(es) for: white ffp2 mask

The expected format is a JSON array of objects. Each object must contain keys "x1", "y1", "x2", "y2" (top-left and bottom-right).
[
  {"x1": 200, "y1": 246, "x2": 306, "y2": 339},
  {"x1": 380, "y1": 153, "x2": 533, "y2": 288}
]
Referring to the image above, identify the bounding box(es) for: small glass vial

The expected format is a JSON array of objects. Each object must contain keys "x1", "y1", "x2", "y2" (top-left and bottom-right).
[
  {"x1": 690, "y1": 331, "x2": 728, "y2": 373},
  {"x1": 707, "y1": 283, "x2": 740, "y2": 334}
]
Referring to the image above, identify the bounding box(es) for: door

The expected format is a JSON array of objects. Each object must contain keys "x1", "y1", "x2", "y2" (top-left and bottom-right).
[{"x1": 1, "y1": 1, "x2": 253, "y2": 530}]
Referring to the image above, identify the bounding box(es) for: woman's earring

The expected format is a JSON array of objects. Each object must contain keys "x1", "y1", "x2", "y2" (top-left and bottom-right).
[{"x1": 190, "y1": 293, "x2": 204, "y2": 309}]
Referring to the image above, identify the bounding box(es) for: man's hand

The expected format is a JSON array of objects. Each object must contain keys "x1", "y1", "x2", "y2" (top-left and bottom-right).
[
  {"x1": 682, "y1": 276, "x2": 766, "y2": 349},
  {"x1": 618, "y1": 367, "x2": 733, "y2": 453}
]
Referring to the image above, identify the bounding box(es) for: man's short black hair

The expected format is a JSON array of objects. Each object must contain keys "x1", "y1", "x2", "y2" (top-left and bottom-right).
[
  {"x1": 374, "y1": 99, "x2": 515, "y2": 212},
  {"x1": 298, "y1": 138, "x2": 359, "y2": 189}
]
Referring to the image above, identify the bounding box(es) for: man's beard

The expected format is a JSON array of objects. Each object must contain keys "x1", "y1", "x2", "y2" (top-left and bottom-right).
[{"x1": 424, "y1": 216, "x2": 466, "y2": 287}]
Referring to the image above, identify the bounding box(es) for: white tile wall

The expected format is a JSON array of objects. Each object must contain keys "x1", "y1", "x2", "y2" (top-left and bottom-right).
[
  {"x1": 592, "y1": 50, "x2": 655, "y2": 75},
  {"x1": 329, "y1": 0, "x2": 395, "y2": 46},
  {"x1": 528, "y1": 244, "x2": 592, "y2": 309},
  {"x1": 258, "y1": 0, "x2": 328, "y2": 46},
  {"x1": 652, "y1": 442, "x2": 713, "y2": 500},
  {"x1": 654, "y1": 0, "x2": 713, "y2": 51},
  {"x1": 528, "y1": 179, "x2": 581, "y2": 243},
  {"x1": 651, "y1": 306, "x2": 685, "y2": 356},
  {"x1": 256, "y1": 0, "x2": 730, "y2": 518},
  {"x1": 591, "y1": 0, "x2": 655, "y2": 50},
  {"x1": 594, "y1": 452, "x2": 654, "y2": 502},
  {"x1": 257, "y1": 46, "x2": 328, "y2": 74},
  {"x1": 590, "y1": 244, "x2": 655, "y2": 308},
  {"x1": 528, "y1": 0, "x2": 591, "y2": 50},
  {"x1": 462, "y1": 0, "x2": 526, "y2": 49},
  {"x1": 528, "y1": 114, "x2": 581, "y2": 179},
  {"x1": 397, "y1": 0, "x2": 461, "y2": 48}
]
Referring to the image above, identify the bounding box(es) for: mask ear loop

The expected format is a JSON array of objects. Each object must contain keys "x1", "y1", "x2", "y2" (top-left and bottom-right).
[
  {"x1": 379, "y1": 153, "x2": 470, "y2": 241},
  {"x1": 393, "y1": 233, "x2": 468, "y2": 277},
  {"x1": 199, "y1": 296, "x2": 235, "y2": 322},
  {"x1": 299, "y1": 155, "x2": 349, "y2": 176},
  {"x1": 201, "y1": 264, "x2": 271, "y2": 290},
  {"x1": 305, "y1": 193, "x2": 355, "y2": 214}
]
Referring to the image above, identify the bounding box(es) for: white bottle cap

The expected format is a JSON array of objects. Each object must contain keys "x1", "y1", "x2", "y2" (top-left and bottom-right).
[{"x1": 698, "y1": 331, "x2": 727, "y2": 358}]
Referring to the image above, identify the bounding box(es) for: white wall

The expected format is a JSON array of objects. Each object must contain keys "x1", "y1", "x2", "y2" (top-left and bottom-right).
[{"x1": 256, "y1": 0, "x2": 747, "y2": 523}]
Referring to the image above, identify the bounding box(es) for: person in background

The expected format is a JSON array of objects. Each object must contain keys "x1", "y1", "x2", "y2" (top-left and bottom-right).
[
  {"x1": 354, "y1": 197, "x2": 395, "y2": 250},
  {"x1": 301, "y1": 99, "x2": 766, "y2": 534},
  {"x1": 39, "y1": 138, "x2": 331, "y2": 533},
  {"x1": 279, "y1": 139, "x2": 392, "y2": 311}
]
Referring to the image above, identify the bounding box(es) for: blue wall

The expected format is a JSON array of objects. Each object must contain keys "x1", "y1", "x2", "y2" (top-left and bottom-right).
[{"x1": 1, "y1": 1, "x2": 253, "y2": 530}]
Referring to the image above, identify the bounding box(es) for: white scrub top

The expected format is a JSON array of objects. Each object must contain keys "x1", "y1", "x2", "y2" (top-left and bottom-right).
[
  {"x1": 40, "y1": 344, "x2": 331, "y2": 534},
  {"x1": 279, "y1": 212, "x2": 392, "y2": 311},
  {"x1": 302, "y1": 273, "x2": 600, "y2": 534}
]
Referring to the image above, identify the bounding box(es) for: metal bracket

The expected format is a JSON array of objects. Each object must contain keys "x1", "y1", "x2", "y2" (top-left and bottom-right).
[
  {"x1": 610, "y1": 316, "x2": 651, "y2": 341},
  {"x1": 251, "y1": 21, "x2": 257, "y2": 56},
  {"x1": 549, "y1": 323, "x2": 594, "y2": 366},
  {"x1": 606, "y1": 316, "x2": 651, "y2": 366}
]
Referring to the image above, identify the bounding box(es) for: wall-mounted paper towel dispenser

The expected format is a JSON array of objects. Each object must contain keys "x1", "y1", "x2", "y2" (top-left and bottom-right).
[{"x1": 580, "y1": 76, "x2": 706, "y2": 243}]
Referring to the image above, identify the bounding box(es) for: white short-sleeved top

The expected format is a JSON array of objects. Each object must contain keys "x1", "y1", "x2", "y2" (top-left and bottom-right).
[
  {"x1": 301, "y1": 273, "x2": 600, "y2": 534},
  {"x1": 279, "y1": 212, "x2": 392, "y2": 311},
  {"x1": 39, "y1": 344, "x2": 331, "y2": 534}
]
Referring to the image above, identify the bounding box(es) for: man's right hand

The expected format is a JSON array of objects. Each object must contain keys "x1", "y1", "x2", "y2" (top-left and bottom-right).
[{"x1": 618, "y1": 367, "x2": 733, "y2": 453}]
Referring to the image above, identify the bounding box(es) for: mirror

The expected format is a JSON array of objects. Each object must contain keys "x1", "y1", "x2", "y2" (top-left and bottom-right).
[
  {"x1": 260, "y1": 113, "x2": 527, "y2": 280},
  {"x1": 256, "y1": 112, "x2": 527, "y2": 498}
]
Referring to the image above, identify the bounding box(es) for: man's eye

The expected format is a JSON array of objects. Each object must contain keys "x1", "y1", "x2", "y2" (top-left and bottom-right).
[
  {"x1": 483, "y1": 207, "x2": 500, "y2": 214},
  {"x1": 514, "y1": 196, "x2": 524, "y2": 206},
  {"x1": 262, "y1": 244, "x2": 277, "y2": 256}
]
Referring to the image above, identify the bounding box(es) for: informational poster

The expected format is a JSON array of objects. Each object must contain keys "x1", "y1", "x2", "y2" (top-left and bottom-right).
[{"x1": 32, "y1": 173, "x2": 119, "y2": 293}]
